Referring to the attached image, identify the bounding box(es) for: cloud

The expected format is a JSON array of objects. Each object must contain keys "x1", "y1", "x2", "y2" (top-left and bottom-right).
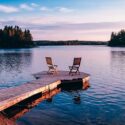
[
  {"x1": 57, "y1": 7, "x2": 74, "y2": 13},
  {"x1": 30, "y1": 21, "x2": 125, "y2": 40},
  {"x1": 1, "y1": 19, "x2": 125, "y2": 31},
  {"x1": 40, "y1": 6, "x2": 74, "y2": 13},
  {"x1": 0, "y1": 4, "x2": 18, "y2": 13},
  {"x1": 1, "y1": 18, "x2": 125, "y2": 41},
  {"x1": 20, "y1": 4, "x2": 33, "y2": 11},
  {"x1": 40, "y1": 7, "x2": 50, "y2": 12},
  {"x1": 31, "y1": 3, "x2": 39, "y2": 7}
]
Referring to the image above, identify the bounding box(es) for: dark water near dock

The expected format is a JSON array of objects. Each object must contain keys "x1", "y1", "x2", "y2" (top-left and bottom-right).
[{"x1": 0, "y1": 46, "x2": 125, "y2": 125}]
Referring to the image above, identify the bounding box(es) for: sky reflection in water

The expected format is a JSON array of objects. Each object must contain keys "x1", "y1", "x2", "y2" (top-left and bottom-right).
[{"x1": 0, "y1": 46, "x2": 125, "y2": 125}]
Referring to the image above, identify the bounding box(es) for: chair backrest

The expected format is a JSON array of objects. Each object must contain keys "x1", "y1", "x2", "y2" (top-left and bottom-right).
[
  {"x1": 73, "y1": 57, "x2": 81, "y2": 66},
  {"x1": 46, "y1": 57, "x2": 53, "y2": 65}
]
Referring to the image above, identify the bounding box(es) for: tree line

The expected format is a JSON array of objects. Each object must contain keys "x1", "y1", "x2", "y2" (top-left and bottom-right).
[
  {"x1": 0, "y1": 26, "x2": 34, "y2": 48},
  {"x1": 34, "y1": 40, "x2": 106, "y2": 46},
  {"x1": 1, "y1": 25, "x2": 124, "y2": 48},
  {"x1": 108, "y1": 30, "x2": 125, "y2": 46}
]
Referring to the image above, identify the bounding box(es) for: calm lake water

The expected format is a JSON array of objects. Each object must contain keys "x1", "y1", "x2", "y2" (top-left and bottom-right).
[{"x1": 0, "y1": 46, "x2": 125, "y2": 125}]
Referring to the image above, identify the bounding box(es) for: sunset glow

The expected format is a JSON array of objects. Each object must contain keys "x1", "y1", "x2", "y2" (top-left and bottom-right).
[{"x1": 0, "y1": 0, "x2": 125, "y2": 41}]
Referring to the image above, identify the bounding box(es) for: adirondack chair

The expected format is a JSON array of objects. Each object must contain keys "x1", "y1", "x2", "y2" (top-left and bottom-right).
[
  {"x1": 45, "y1": 57, "x2": 58, "y2": 74},
  {"x1": 69, "y1": 57, "x2": 81, "y2": 75}
]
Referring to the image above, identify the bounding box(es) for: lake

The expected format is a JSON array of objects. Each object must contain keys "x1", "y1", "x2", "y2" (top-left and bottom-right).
[{"x1": 0, "y1": 45, "x2": 125, "y2": 125}]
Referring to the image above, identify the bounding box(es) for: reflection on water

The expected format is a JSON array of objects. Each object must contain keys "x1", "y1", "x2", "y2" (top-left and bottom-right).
[
  {"x1": 0, "y1": 49, "x2": 33, "y2": 89},
  {"x1": 1, "y1": 46, "x2": 125, "y2": 125},
  {"x1": 0, "y1": 53, "x2": 31, "y2": 72},
  {"x1": 111, "y1": 51, "x2": 125, "y2": 70},
  {"x1": 110, "y1": 51, "x2": 125, "y2": 86},
  {"x1": 0, "y1": 83, "x2": 88, "y2": 125}
]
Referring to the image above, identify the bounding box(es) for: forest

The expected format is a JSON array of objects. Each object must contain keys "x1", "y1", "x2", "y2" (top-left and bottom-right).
[
  {"x1": 0, "y1": 26, "x2": 34, "y2": 48},
  {"x1": 34, "y1": 40, "x2": 106, "y2": 46},
  {"x1": 108, "y1": 30, "x2": 125, "y2": 46}
]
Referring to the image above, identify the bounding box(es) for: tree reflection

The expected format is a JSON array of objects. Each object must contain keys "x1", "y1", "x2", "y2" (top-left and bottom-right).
[
  {"x1": 110, "y1": 51, "x2": 125, "y2": 70},
  {"x1": 0, "y1": 50, "x2": 33, "y2": 87},
  {"x1": 0, "y1": 51, "x2": 32, "y2": 72}
]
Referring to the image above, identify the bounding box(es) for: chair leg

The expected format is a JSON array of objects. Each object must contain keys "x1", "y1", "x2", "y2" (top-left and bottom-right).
[
  {"x1": 69, "y1": 68, "x2": 80, "y2": 75},
  {"x1": 77, "y1": 69, "x2": 80, "y2": 74},
  {"x1": 47, "y1": 68, "x2": 50, "y2": 74},
  {"x1": 74, "y1": 68, "x2": 80, "y2": 75},
  {"x1": 55, "y1": 69, "x2": 58, "y2": 75},
  {"x1": 69, "y1": 69, "x2": 72, "y2": 75},
  {"x1": 48, "y1": 68, "x2": 54, "y2": 74}
]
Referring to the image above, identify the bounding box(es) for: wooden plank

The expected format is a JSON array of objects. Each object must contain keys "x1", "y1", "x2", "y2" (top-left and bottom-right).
[
  {"x1": 0, "y1": 71, "x2": 90, "y2": 111},
  {"x1": 33, "y1": 71, "x2": 90, "y2": 80},
  {"x1": 0, "y1": 80, "x2": 61, "y2": 112}
]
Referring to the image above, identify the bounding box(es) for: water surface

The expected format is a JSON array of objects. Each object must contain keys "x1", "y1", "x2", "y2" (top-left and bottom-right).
[{"x1": 0, "y1": 46, "x2": 125, "y2": 125}]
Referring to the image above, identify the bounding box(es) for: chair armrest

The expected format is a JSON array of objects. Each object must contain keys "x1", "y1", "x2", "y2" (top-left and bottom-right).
[
  {"x1": 69, "y1": 66, "x2": 73, "y2": 69},
  {"x1": 69, "y1": 65, "x2": 79, "y2": 69},
  {"x1": 54, "y1": 65, "x2": 58, "y2": 67}
]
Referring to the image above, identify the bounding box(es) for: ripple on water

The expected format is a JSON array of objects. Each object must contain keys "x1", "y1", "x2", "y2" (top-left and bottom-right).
[{"x1": 0, "y1": 46, "x2": 125, "y2": 125}]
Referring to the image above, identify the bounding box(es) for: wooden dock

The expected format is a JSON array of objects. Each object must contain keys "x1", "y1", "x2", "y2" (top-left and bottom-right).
[{"x1": 0, "y1": 71, "x2": 90, "y2": 112}]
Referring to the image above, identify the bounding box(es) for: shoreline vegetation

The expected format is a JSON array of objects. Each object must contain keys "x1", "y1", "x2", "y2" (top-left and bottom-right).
[
  {"x1": 0, "y1": 26, "x2": 34, "y2": 48},
  {"x1": 0, "y1": 25, "x2": 125, "y2": 48},
  {"x1": 34, "y1": 40, "x2": 107, "y2": 46},
  {"x1": 108, "y1": 30, "x2": 125, "y2": 47}
]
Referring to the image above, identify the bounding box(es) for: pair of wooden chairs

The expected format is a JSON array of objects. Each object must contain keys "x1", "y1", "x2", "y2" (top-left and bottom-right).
[{"x1": 45, "y1": 57, "x2": 82, "y2": 75}]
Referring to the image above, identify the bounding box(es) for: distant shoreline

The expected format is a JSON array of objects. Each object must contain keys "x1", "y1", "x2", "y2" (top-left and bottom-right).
[
  {"x1": 2, "y1": 39, "x2": 125, "y2": 49},
  {"x1": 34, "y1": 40, "x2": 107, "y2": 46}
]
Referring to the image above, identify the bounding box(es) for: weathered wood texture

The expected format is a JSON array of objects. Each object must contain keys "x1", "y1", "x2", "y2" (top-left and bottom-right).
[
  {"x1": 33, "y1": 71, "x2": 90, "y2": 80},
  {"x1": 0, "y1": 71, "x2": 90, "y2": 111}
]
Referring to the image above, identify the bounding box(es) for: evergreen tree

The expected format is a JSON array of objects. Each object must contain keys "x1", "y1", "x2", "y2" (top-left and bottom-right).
[
  {"x1": 0, "y1": 25, "x2": 34, "y2": 48},
  {"x1": 108, "y1": 30, "x2": 125, "y2": 46}
]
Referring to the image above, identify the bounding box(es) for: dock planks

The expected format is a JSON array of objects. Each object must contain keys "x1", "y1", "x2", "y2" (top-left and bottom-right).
[{"x1": 0, "y1": 71, "x2": 90, "y2": 112}]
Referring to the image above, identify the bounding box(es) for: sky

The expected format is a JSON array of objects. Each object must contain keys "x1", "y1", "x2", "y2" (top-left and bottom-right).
[{"x1": 0, "y1": 0, "x2": 125, "y2": 41}]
